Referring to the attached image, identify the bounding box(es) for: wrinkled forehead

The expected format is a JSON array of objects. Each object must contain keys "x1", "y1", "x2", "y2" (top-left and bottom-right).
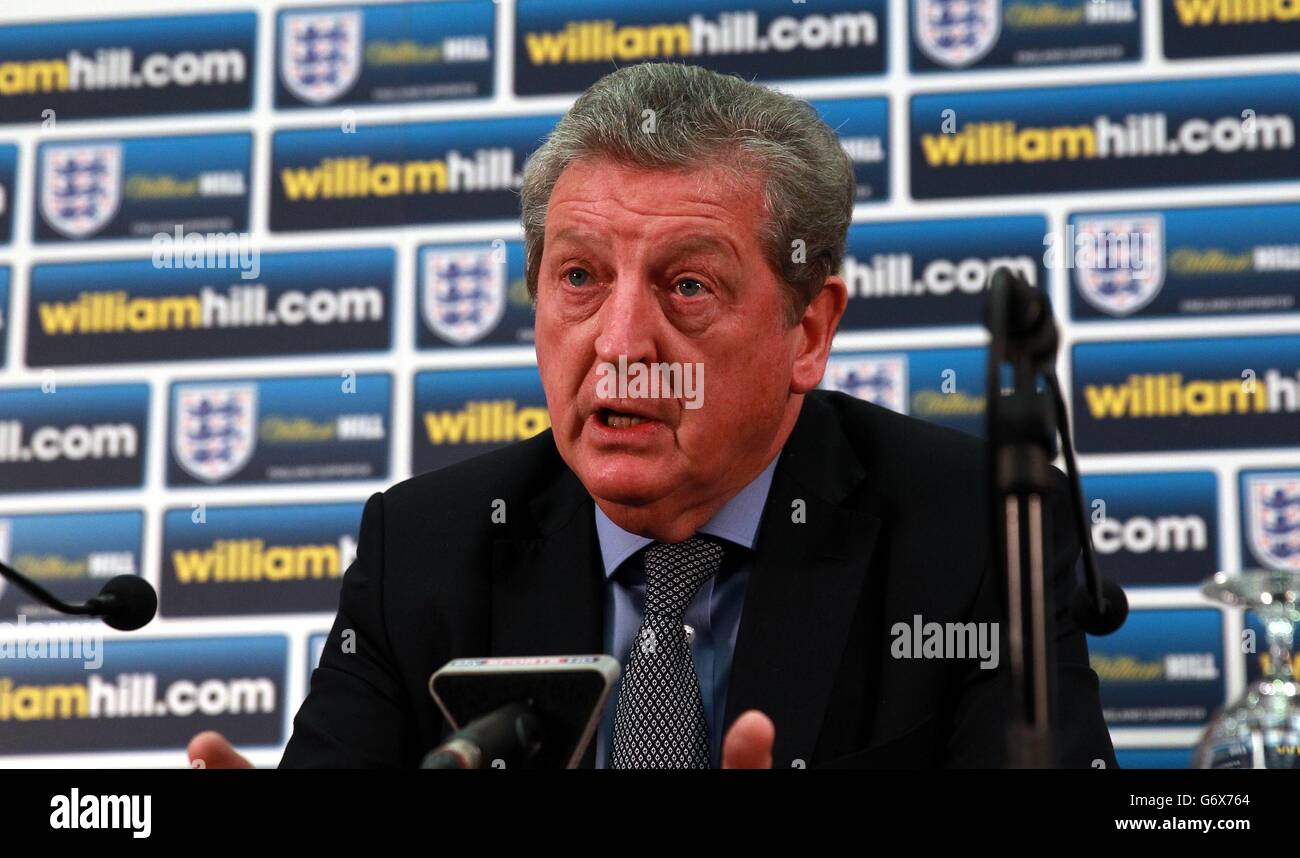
[
  {"x1": 539, "y1": 157, "x2": 768, "y2": 248},
  {"x1": 545, "y1": 154, "x2": 764, "y2": 215}
]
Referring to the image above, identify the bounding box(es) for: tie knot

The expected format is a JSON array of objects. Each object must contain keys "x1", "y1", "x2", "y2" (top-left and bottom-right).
[{"x1": 642, "y1": 537, "x2": 725, "y2": 620}]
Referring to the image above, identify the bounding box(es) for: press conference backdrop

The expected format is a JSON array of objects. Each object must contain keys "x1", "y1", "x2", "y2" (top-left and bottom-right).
[{"x1": 0, "y1": 0, "x2": 1295, "y2": 768}]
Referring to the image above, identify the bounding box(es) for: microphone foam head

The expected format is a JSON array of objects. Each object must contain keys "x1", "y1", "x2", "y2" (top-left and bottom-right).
[
  {"x1": 1070, "y1": 579, "x2": 1129, "y2": 637},
  {"x1": 97, "y1": 575, "x2": 158, "y2": 631}
]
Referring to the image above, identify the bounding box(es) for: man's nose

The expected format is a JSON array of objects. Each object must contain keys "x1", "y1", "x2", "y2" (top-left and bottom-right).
[{"x1": 593, "y1": 278, "x2": 659, "y2": 366}]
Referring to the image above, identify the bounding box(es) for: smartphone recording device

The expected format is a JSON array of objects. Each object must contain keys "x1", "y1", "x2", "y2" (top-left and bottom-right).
[{"x1": 429, "y1": 655, "x2": 620, "y2": 769}]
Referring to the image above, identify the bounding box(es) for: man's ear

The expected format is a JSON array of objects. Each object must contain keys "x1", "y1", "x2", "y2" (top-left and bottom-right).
[{"x1": 790, "y1": 275, "x2": 848, "y2": 395}]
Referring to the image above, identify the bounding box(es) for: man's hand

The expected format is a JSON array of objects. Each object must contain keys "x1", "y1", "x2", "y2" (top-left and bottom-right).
[
  {"x1": 187, "y1": 731, "x2": 253, "y2": 769},
  {"x1": 721, "y1": 710, "x2": 775, "y2": 769}
]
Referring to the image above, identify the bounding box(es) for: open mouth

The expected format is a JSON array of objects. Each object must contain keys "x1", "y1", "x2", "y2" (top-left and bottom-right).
[{"x1": 598, "y1": 408, "x2": 653, "y2": 428}]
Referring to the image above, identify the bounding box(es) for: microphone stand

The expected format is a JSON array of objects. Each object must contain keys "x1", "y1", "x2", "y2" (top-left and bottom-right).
[{"x1": 985, "y1": 269, "x2": 1060, "y2": 769}]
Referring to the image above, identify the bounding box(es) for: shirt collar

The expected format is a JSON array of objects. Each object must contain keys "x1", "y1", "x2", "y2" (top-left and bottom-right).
[{"x1": 592, "y1": 453, "x2": 781, "y2": 579}]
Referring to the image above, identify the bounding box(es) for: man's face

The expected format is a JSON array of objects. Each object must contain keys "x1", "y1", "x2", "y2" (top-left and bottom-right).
[{"x1": 534, "y1": 157, "x2": 831, "y2": 525}]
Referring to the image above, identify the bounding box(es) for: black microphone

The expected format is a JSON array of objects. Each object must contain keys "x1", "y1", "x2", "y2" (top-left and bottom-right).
[
  {"x1": 986, "y1": 267, "x2": 1129, "y2": 638},
  {"x1": 422, "y1": 702, "x2": 544, "y2": 769},
  {"x1": 87, "y1": 575, "x2": 159, "y2": 631},
  {"x1": 1040, "y1": 361, "x2": 1129, "y2": 636},
  {"x1": 1069, "y1": 577, "x2": 1129, "y2": 637},
  {"x1": 987, "y1": 266, "x2": 1054, "y2": 345},
  {"x1": 0, "y1": 560, "x2": 158, "y2": 631}
]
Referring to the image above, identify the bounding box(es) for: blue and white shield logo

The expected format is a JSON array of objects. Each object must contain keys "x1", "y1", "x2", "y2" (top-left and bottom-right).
[
  {"x1": 915, "y1": 0, "x2": 1001, "y2": 68},
  {"x1": 1246, "y1": 475, "x2": 1300, "y2": 572},
  {"x1": 281, "y1": 11, "x2": 364, "y2": 105},
  {"x1": 173, "y1": 385, "x2": 258, "y2": 484},
  {"x1": 822, "y1": 355, "x2": 909, "y2": 415},
  {"x1": 421, "y1": 246, "x2": 506, "y2": 346},
  {"x1": 40, "y1": 144, "x2": 121, "y2": 239},
  {"x1": 1074, "y1": 215, "x2": 1165, "y2": 317}
]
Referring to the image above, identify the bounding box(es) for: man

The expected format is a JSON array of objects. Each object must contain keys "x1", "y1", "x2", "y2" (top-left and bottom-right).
[{"x1": 190, "y1": 63, "x2": 1115, "y2": 769}]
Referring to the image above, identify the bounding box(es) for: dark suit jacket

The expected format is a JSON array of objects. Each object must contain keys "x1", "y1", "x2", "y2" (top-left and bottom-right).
[{"x1": 280, "y1": 389, "x2": 1116, "y2": 768}]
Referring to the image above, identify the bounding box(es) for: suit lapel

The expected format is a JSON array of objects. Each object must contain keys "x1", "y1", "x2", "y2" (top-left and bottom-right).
[
  {"x1": 725, "y1": 394, "x2": 884, "y2": 766},
  {"x1": 490, "y1": 457, "x2": 605, "y2": 768},
  {"x1": 490, "y1": 463, "x2": 604, "y2": 656}
]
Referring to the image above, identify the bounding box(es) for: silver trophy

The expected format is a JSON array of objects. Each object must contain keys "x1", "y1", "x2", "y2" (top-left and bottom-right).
[{"x1": 1194, "y1": 570, "x2": 1300, "y2": 768}]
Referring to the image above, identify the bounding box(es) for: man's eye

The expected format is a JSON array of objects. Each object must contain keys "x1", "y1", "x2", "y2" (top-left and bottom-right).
[
  {"x1": 675, "y1": 278, "x2": 706, "y2": 298},
  {"x1": 566, "y1": 268, "x2": 591, "y2": 287}
]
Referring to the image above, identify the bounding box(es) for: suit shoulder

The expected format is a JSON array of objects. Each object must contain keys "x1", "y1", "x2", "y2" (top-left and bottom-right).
[
  {"x1": 814, "y1": 389, "x2": 986, "y2": 484},
  {"x1": 380, "y1": 430, "x2": 566, "y2": 527}
]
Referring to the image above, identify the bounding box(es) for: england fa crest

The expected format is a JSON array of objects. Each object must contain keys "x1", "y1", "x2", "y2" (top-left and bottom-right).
[
  {"x1": 281, "y1": 11, "x2": 364, "y2": 105},
  {"x1": 822, "y1": 355, "x2": 909, "y2": 415},
  {"x1": 915, "y1": 0, "x2": 1000, "y2": 68},
  {"x1": 173, "y1": 384, "x2": 258, "y2": 484},
  {"x1": 1074, "y1": 215, "x2": 1165, "y2": 317},
  {"x1": 1246, "y1": 474, "x2": 1300, "y2": 572},
  {"x1": 421, "y1": 246, "x2": 507, "y2": 346},
  {"x1": 41, "y1": 144, "x2": 121, "y2": 239}
]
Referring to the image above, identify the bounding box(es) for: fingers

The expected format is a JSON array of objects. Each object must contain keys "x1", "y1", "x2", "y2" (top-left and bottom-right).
[
  {"x1": 721, "y1": 709, "x2": 775, "y2": 769},
  {"x1": 187, "y1": 731, "x2": 254, "y2": 769}
]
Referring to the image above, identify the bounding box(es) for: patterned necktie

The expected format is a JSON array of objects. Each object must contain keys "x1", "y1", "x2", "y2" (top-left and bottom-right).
[{"x1": 609, "y1": 537, "x2": 726, "y2": 769}]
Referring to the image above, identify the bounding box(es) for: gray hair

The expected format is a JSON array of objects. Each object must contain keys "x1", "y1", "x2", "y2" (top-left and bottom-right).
[{"x1": 519, "y1": 63, "x2": 854, "y2": 324}]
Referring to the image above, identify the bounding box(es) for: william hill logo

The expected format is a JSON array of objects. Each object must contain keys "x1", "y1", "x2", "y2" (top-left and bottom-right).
[
  {"x1": 171, "y1": 536, "x2": 356, "y2": 583},
  {"x1": 279, "y1": 149, "x2": 518, "y2": 201},
  {"x1": 1083, "y1": 369, "x2": 1300, "y2": 419},
  {"x1": 423, "y1": 399, "x2": 549, "y2": 445},
  {"x1": 1091, "y1": 652, "x2": 1219, "y2": 681},
  {"x1": 1172, "y1": 0, "x2": 1300, "y2": 25}
]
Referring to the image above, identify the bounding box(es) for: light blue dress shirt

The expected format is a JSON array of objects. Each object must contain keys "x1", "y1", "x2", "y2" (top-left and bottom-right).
[{"x1": 593, "y1": 454, "x2": 780, "y2": 768}]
